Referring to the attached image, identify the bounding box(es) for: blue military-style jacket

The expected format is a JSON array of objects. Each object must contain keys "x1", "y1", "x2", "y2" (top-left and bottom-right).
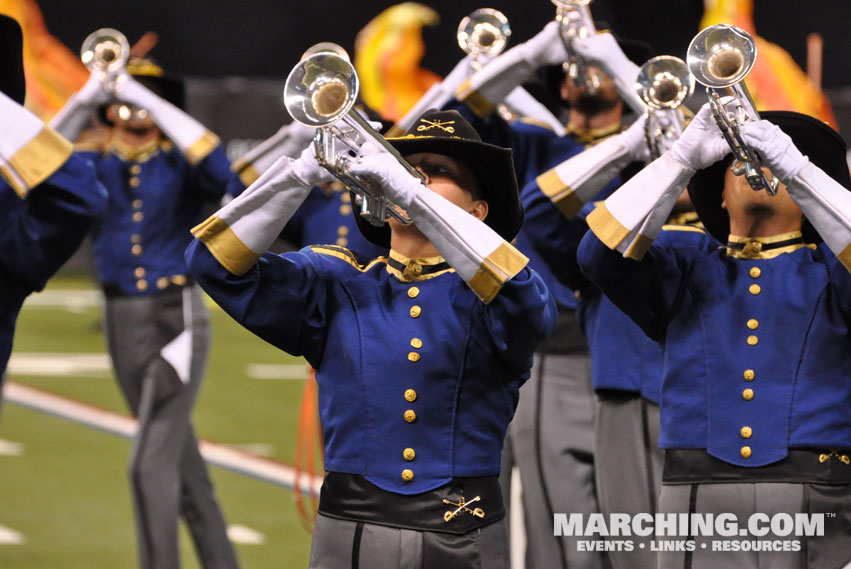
[
  {"x1": 186, "y1": 242, "x2": 557, "y2": 494},
  {"x1": 578, "y1": 229, "x2": 851, "y2": 467},
  {"x1": 0, "y1": 150, "x2": 106, "y2": 378},
  {"x1": 78, "y1": 138, "x2": 233, "y2": 295}
]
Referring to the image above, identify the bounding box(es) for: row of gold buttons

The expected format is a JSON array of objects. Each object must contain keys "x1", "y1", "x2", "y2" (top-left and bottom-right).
[
  {"x1": 403, "y1": 285, "x2": 422, "y2": 482},
  {"x1": 740, "y1": 267, "x2": 761, "y2": 458}
]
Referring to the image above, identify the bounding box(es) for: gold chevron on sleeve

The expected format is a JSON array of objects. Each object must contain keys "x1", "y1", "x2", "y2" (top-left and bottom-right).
[
  {"x1": 185, "y1": 131, "x2": 221, "y2": 165},
  {"x1": 586, "y1": 202, "x2": 631, "y2": 251},
  {"x1": 191, "y1": 215, "x2": 260, "y2": 275},
  {"x1": 2, "y1": 128, "x2": 73, "y2": 198},
  {"x1": 468, "y1": 241, "x2": 529, "y2": 304}
]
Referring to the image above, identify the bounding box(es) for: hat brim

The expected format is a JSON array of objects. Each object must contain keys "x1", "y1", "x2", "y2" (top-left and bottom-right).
[
  {"x1": 688, "y1": 111, "x2": 850, "y2": 244},
  {"x1": 0, "y1": 15, "x2": 25, "y2": 105},
  {"x1": 354, "y1": 136, "x2": 523, "y2": 249}
]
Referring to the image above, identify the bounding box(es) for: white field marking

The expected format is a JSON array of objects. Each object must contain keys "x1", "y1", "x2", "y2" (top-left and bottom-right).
[
  {"x1": 7, "y1": 353, "x2": 112, "y2": 378},
  {"x1": 0, "y1": 438, "x2": 23, "y2": 456},
  {"x1": 510, "y1": 465, "x2": 526, "y2": 569},
  {"x1": 0, "y1": 526, "x2": 25, "y2": 545},
  {"x1": 227, "y1": 525, "x2": 267, "y2": 545},
  {"x1": 22, "y1": 289, "x2": 102, "y2": 310},
  {"x1": 230, "y1": 443, "x2": 276, "y2": 457},
  {"x1": 3, "y1": 382, "x2": 322, "y2": 495},
  {"x1": 245, "y1": 363, "x2": 310, "y2": 380}
]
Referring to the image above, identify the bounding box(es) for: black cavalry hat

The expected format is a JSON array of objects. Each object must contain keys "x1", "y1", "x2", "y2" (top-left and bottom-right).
[
  {"x1": 687, "y1": 111, "x2": 851, "y2": 244},
  {"x1": 126, "y1": 56, "x2": 185, "y2": 109},
  {"x1": 354, "y1": 109, "x2": 523, "y2": 248},
  {"x1": 0, "y1": 14, "x2": 25, "y2": 105}
]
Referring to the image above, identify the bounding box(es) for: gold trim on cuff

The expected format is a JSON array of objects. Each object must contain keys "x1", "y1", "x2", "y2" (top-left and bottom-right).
[
  {"x1": 624, "y1": 234, "x2": 654, "y2": 260},
  {"x1": 468, "y1": 241, "x2": 529, "y2": 304},
  {"x1": 385, "y1": 124, "x2": 405, "y2": 138},
  {"x1": 3, "y1": 128, "x2": 73, "y2": 197},
  {"x1": 586, "y1": 203, "x2": 630, "y2": 250},
  {"x1": 536, "y1": 169, "x2": 584, "y2": 219},
  {"x1": 238, "y1": 164, "x2": 260, "y2": 187},
  {"x1": 456, "y1": 78, "x2": 496, "y2": 118},
  {"x1": 185, "y1": 131, "x2": 221, "y2": 165},
  {"x1": 191, "y1": 215, "x2": 259, "y2": 275},
  {"x1": 837, "y1": 242, "x2": 851, "y2": 273}
]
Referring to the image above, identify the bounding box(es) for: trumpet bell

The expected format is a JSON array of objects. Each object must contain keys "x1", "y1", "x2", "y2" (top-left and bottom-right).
[
  {"x1": 457, "y1": 8, "x2": 511, "y2": 58},
  {"x1": 284, "y1": 42, "x2": 359, "y2": 127},
  {"x1": 687, "y1": 24, "x2": 756, "y2": 89},
  {"x1": 635, "y1": 56, "x2": 695, "y2": 110},
  {"x1": 80, "y1": 28, "x2": 129, "y2": 75}
]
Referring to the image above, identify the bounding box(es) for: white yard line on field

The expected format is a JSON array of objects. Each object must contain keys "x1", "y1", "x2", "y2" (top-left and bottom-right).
[
  {"x1": 7, "y1": 353, "x2": 112, "y2": 378},
  {"x1": 0, "y1": 526, "x2": 25, "y2": 545},
  {"x1": 3, "y1": 382, "x2": 322, "y2": 495},
  {"x1": 244, "y1": 363, "x2": 310, "y2": 380}
]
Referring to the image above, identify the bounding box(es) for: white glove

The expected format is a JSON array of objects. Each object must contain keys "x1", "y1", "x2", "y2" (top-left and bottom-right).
[
  {"x1": 522, "y1": 21, "x2": 568, "y2": 68},
  {"x1": 443, "y1": 54, "x2": 479, "y2": 93},
  {"x1": 572, "y1": 32, "x2": 644, "y2": 114},
  {"x1": 669, "y1": 102, "x2": 731, "y2": 171},
  {"x1": 740, "y1": 119, "x2": 808, "y2": 182},
  {"x1": 619, "y1": 114, "x2": 651, "y2": 162},
  {"x1": 291, "y1": 144, "x2": 335, "y2": 186},
  {"x1": 346, "y1": 142, "x2": 424, "y2": 208},
  {"x1": 76, "y1": 72, "x2": 111, "y2": 106}
]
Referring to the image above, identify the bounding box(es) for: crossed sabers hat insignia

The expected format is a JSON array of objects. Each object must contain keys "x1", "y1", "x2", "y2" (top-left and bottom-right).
[
  {"x1": 443, "y1": 495, "x2": 485, "y2": 522},
  {"x1": 417, "y1": 118, "x2": 456, "y2": 134}
]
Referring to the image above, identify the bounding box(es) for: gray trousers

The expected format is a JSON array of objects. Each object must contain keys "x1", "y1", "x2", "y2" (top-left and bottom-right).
[
  {"x1": 504, "y1": 352, "x2": 607, "y2": 569},
  {"x1": 104, "y1": 286, "x2": 239, "y2": 569},
  {"x1": 308, "y1": 514, "x2": 510, "y2": 569},
  {"x1": 594, "y1": 394, "x2": 663, "y2": 569}
]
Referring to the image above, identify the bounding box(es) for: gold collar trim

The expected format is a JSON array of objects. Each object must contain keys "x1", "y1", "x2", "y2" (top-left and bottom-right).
[
  {"x1": 565, "y1": 122, "x2": 622, "y2": 144},
  {"x1": 725, "y1": 231, "x2": 815, "y2": 259},
  {"x1": 108, "y1": 136, "x2": 172, "y2": 163},
  {"x1": 386, "y1": 250, "x2": 454, "y2": 282},
  {"x1": 667, "y1": 211, "x2": 703, "y2": 227}
]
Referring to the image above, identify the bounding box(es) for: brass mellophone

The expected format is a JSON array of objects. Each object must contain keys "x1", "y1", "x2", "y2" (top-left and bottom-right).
[
  {"x1": 284, "y1": 43, "x2": 423, "y2": 226},
  {"x1": 635, "y1": 55, "x2": 695, "y2": 159},
  {"x1": 456, "y1": 8, "x2": 512, "y2": 68},
  {"x1": 687, "y1": 24, "x2": 779, "y2": 194},
  {"x1": 80, "y1": 28, "x2": 129, "y2": 92}
]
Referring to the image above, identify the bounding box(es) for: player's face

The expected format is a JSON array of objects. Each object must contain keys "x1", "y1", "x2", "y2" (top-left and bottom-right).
[
  {"x1": 721, "y1": 164, "x2": 802, "y2": 228},
  {"x1": 561, "y1": 66, "x2": 620, "y2": 115},
  {"x1": 108, "y1": 103, "x2": 157, "y2": 132}
]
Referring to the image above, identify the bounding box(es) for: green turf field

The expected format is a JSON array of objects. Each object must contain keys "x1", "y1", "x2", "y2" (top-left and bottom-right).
[{"x1": 0, "y1": 274, "x2": 316, "y2": 568}]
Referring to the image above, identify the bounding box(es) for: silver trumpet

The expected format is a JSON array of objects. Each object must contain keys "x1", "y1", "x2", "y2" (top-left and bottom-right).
[
  {"x1": 687, "y1": 24, "x2": 779, "y2": 195},
  {"x1": 284, "y1": 43, "x2": 422, "y2": 226},
  {"x1": 80, "y1": 27, "x2": 129, "y2": 93},
  {"x1": 635, "y1": 55, "x2": 695, "y2": 159},
  {"x1": 457, "y1": 8, "x2": 512, "y2": 69},
  {"x1": 551, "y1": 0, "x2": 600, "y2": 93}
]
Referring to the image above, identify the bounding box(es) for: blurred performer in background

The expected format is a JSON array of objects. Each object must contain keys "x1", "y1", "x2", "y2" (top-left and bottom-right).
[
  {"x1": 0, "y1": 14, "x2": 106, "y2": 413},
  {"x1": 445, "y1": 19, "x2": 650, "y2": 569},
  {"x1": 50, "y1": 55, "x2": 240, "y2": 569},
  {"x1": 186, "y1": 109, "x2": 557, "y2": 569},
  {"x1": 579, "y1": 106, "x2": 851, "y2": 569}
]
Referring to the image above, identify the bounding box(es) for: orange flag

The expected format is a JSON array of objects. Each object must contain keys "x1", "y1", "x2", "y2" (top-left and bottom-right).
[
  {"x1": 700, "y1": 0, "x2": 837, "y2": 129},
  {"x1": 354, "y1": 2, "x2": 442, "y2": 122},
  {"x1": 0, "y1": 0, "x2": 87, "y2": 119}
]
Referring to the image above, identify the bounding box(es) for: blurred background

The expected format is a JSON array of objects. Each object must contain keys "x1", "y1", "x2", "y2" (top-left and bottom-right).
[{"x1": 0, "y1": 0, "x2": 849, "y2": 567}]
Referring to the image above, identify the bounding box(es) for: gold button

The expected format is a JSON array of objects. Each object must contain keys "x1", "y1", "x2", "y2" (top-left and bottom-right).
[
  {"x1": 336, "y1": 237, "x2": 348, "y2": 246},
  {"x1": 407, "y1": 286, "x2": 420, "y2": 298},
  {"x1": 404, "y1": 410, "x2": 416, "y2": 423},
  {"x1": 339, "y1": 205, "x2": 352, "y2": 215},
  {"x1": 132, "y1": 199, "x2": 143, "y2": 209},
  {"x1": 136, "y1": 279, "x2": 147, "y2": 291},
  {"x1": 741, "y1": 426, "x2": 753, "y2": 439},
  {"x1": 743, "y1": 369, "x2": 755, "y2": 381},
  {"x1": 131, "y1": 233, "x2": 142, "y2": 244},
  {"x1": 131, "y1": 244, "x2": 143, "y2": 256},
  {"x1": 741, "y1": 446, "x2": 752, "y2": 459},
  {"x1": 410, "y1": 338, "x2": 423, "y2": 349},
  {"x1": 129, "y1": 164, "x2": 142, "y2": 175},
  {"x1": 133, "y1": 211, "x2": 144, "y2": 223},
  {"x1": 134, "y1": 267, "x2": 145, "y2": 278},
  {"x1": 401, "y1": 469, "x2": 414, "y2": 482},
  {"x1": 747, "y1": 319, "x2": 759, "y2": 330},
  {"x1": 171, "y1": 274, "x2": 187, "y2": 286},
  {"x1": 337, "y1": 226, "x2": 349, "y2": 236},
  {"x1": 410, "y1": 305, "x2": 421, "y2": 318},
  {"x1": 743, "y1": 388, "x2": 754, "y2": 401},
  {"x1": 410, "y1": 262, "x2": 423, "y2": 276},
  {"x1": 403, "y1": 448, "x2": 415, "y2": 461},
  {"x1": 747, "y1": 335, "x2": 758, "y2": 346},
  {"x1": 156, "y1": 277, "x2": 169, "y2": 289},
  {"x1": 404, "y1": 389, "x2": 417, "y2": 402},
  {"x1": 341, "y1": 192, "x2": 351, "y2": 203},
  {"x1": 749, "y1": 284, "x2": 761, "y2": 295},
  {"x1": 129, "y1": 177, "x2": 141, "y2": 188},
  {"x1": 408, "y1": 352, "x2": 421, "y2": 362},
  {"x1": 751, "y1": 242, "x2": 763, "y2": 253},
  {"x1": 749, "y1": 267, "x2": 761, "y2": 278}
]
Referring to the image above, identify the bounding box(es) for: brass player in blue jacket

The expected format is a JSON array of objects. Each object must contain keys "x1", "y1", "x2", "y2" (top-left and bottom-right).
[
  {"x1": 0, "y1": 15, "x2": 106, "y2": 390},
  {"x1": 187, "y1": 109, "x2": 556, "y2": 568},
  {"x1": 579, "y1": 104, "x2": 851, "y2": 569}
]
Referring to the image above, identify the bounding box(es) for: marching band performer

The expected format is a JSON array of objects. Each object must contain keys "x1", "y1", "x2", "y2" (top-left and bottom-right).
[
  {"x1": 578, "y1": 104, "x2": 851, "y2": 569},
  {"x1": 50, "y1": 56, "x2": 240, "y2": 569},
  {"x1": 186, "y1": 109, "x2": 557, "y2": 568}
]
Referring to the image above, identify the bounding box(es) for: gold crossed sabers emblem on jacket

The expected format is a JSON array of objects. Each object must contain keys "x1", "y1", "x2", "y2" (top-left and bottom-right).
[
  {"x1": 417, "y1": 119, "x2": 455, "y2": 134},
  {"x1": 443, "y1": 495, "x2": 485, "y2": 522}
]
